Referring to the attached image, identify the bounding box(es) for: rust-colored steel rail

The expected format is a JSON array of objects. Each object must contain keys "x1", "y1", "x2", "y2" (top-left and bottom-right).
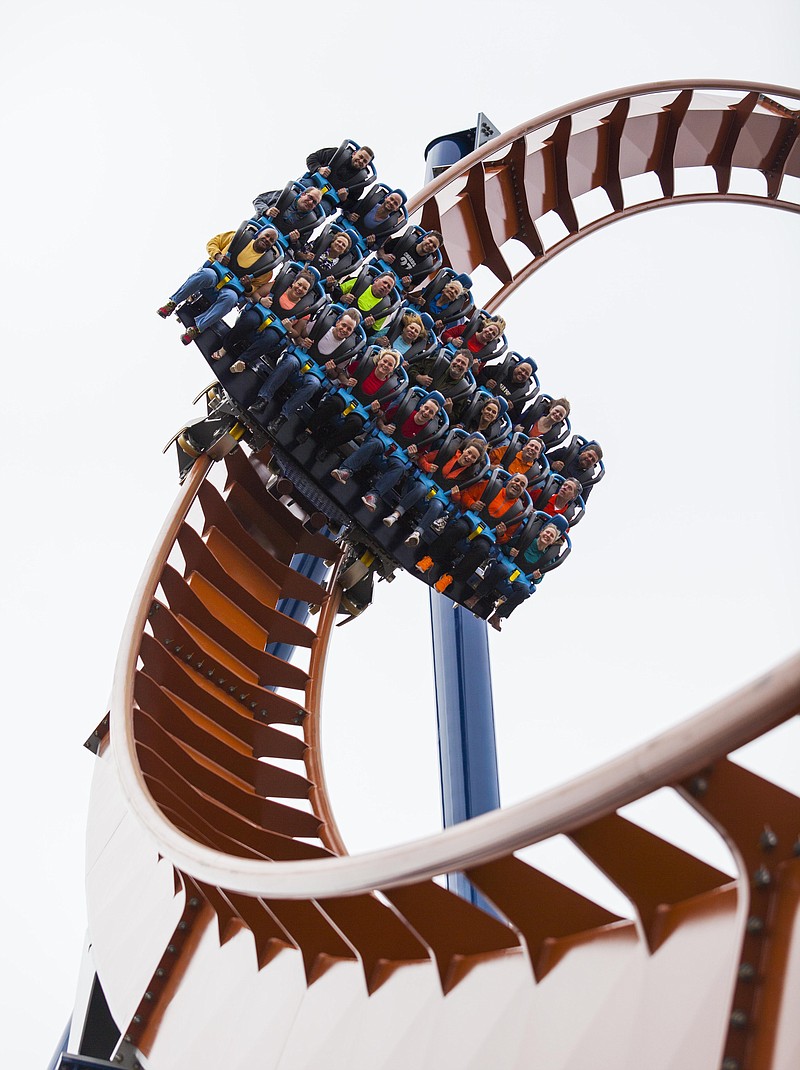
[
  {"x1": 98, "y1": 82, "x2": 800, "y2": 1069},
  {"x1": 407, "y1": 81, "x2": 800, "y2": 310}
]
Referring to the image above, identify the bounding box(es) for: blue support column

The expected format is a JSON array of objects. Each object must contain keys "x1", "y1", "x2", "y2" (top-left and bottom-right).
[
  {"x1": 425, "y1": 117, "x2": 502, "y2": 908},
  {"x1": 266, "y1": 552, "x2": 329, "y2": 663},
  {"x1": 430, "y1": 596, "x2": 500, "y2": 906}
]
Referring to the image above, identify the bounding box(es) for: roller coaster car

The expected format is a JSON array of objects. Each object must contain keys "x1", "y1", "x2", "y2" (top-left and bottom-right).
[
  {"x1": 410, "y1": 268, "x2": 474, "y2": 327},
  {"x1": 172, "y1": 331, "x2": 548, "y2": 617}
]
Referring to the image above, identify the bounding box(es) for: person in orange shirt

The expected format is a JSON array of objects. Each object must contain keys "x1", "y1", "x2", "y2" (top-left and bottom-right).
[
  {"x1": 380, "y1": 436, "x2": 488, "y2": 545},
  {"x1": 489, "y1": 435, "x2": 545, "y2": 478},
  {"x1": 415, "y1": 472, "x2": 531, "y2": 594}
]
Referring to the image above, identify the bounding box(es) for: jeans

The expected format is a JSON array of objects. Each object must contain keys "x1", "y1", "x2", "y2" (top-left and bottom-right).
[
  {"x1": 170, "y1": 267, "x2": 239, "y2": 332},
  {"x1": 341, "y1": 438, "x2": 408, "y2": 497}
]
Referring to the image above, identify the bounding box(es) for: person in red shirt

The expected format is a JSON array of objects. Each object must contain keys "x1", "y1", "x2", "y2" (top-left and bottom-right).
[
  {"x1": 442, "y1": 314, "x2": 506, "y2": 375},
  {"x1": 329, "y1": 392, "x2": 445, "y2": 509},
  {"x1": 532, "y1": 476, "x2": 582, "y2": 517},
  {"x1": 302, "y1": 348, "x2": 403, "y2": 460}
]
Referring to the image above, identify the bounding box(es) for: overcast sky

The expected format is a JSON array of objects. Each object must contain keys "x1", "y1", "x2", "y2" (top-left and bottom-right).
[{"x1": 2, "y1": 1, "x2": 798, "y2": 1065}]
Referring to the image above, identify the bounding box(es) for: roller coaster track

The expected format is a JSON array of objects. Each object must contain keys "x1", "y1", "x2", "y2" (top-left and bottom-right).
[{"x1": 84, "y1": 82, "x2": 800, "y2": 1070}]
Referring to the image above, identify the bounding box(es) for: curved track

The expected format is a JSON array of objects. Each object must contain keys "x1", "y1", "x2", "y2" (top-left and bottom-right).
[{"x1": 88, "y1": 82, "x2": 800, "y2": 1070}]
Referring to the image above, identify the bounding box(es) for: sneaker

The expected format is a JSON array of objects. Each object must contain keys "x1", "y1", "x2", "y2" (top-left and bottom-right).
[
  {"x1": 382, "y1": 512, "x2": 400, "y2": 528},
  {"x1": 434, "y1": 573, "x2": 453, "y2": 594},
  {"x1": 230, "y1": 360, "x2": 246, "y2": 373},
  {"x1": 180, "y1": 326, "x2": 199, "y2": 345},
  {"x1": 416, "y1": 555, "x2": 434, "y2": 574},
  {"x1": 315, "y1": 447, "x2": 330, "y2": 463},
  {"x1": 268, "y1": 414, "x2": 287, "y2": 435},
  {"x1": 361, "y1": 493, "x2": 378, "y2": 511},
  {"x1": 431, "y1": 516, "x2": 448, "y2": 534},
  {"x1": 331, "y1": 469, "x2": 350, "y2": 485},
  {"x1": 157, "y1": 300, "x2": 177, "y2": 318},
  {"x1": 404, "y1": 530, "x2": 421, "y2": 547}
]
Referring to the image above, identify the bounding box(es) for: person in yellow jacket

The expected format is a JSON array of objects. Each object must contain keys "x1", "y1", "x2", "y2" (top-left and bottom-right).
[{"x1": 157, "y1": 225, "x2": 281, "y2": 343}]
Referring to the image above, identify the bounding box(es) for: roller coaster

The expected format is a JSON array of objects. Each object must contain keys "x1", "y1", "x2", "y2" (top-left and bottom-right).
[{"x1": 61, "y1": 81, "x2": 800, "y2": 1070}]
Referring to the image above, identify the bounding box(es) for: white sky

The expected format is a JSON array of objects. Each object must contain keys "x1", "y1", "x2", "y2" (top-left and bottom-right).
[{"x1": 1, "y1": 1, "x2": 798, "y2": 1065}]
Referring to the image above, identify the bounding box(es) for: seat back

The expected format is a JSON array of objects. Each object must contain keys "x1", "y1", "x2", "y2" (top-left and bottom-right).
[
  {"x1": 268, "y1": 262, "x2": 327, "y2": 321},
  {"x1": 385, "y1": 313, "x2": 438, "y2": 362},
  {"x1": 509, "y1": 511, "x2": 572, "y2": 577},
  {"x1": 416, "y1": 269, "x2": 474, "y2": 327},
  {"x1": 351, "y1": 183, "x2": 409, "y2": 240},
  {"x1": 348, "y1": 345, "x2": 409, "y2": 408},
  {"x1": 454, "y1": 307, "x2": 508, "y2": 366},
  {"x1": 345, "y1": 264, "x2": 403, "y2": 326},
  {"x1": 306, "y1": 221, "x2": 368, "y2": 280},
  {"x1": 324, "y1": 138, "x2": 378, "y2": 191},
  {"x1": 387, "y1": 387, "x2": 449, "y2": 451},
  {"x1": 556, "y1": 434, "x2": 606, "y2": 488},
  {"x1": 428, "y1": 428, "x2": 490, "y2": 490},
  {"x1": 482, "y1": 350, "x2": 540, "y2": 412},
  {"x1": 520, "y1": 392, "x2": 572, "y2": 446},
  {"x1": 458, "y1": 388, "x2": 513, "y2": 448},
  {"x1": 494, "y1": 431, "x2": 550, "y2": 483},
  {"x1": 226, "y1": 220, "x2": 288, "y2": 278},
  {"x1": 473, "y1": 468, "x2": 533, "y2": 532},
  {"x1": 305, "y1": 303, "x2": 367, "y2": 367}
]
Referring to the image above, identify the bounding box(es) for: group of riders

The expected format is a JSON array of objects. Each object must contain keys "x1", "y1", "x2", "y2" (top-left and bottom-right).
[{"x1": 158, "y1": 140, "x2": 605, "y2": 628}]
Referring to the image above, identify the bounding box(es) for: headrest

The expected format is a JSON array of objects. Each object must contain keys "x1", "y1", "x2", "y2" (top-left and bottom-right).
[{"x1": 545, "y1": 514, "x2": 569, "y2": 536}]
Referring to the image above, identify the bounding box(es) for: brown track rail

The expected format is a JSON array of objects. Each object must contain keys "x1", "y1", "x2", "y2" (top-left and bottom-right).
[{"x1": 105, "y1": 81, "x2": 800, "y2": 1069}]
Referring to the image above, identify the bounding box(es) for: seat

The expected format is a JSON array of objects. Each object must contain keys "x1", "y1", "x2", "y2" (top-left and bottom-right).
[
  {"x1": 480, "y1": 350, "x2": 540, "y2": 414},
  {"x1": 457, "y1": 388, "x2": 513, "y2": 448},
  {"x1": 375, "y1": 225, "x2": 443, "y2": 289},
  {"x1": 519, "y1": 393, "x2": 571, "y2": 446},
  {"x1": 303, "y1": 221, "x2": 368, "y2": 280},
  {"x1": 414, "y1": 269, "x2": 474, "y2": 327}
]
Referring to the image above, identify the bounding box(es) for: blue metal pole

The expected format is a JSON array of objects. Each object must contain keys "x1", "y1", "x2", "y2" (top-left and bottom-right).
[
  {"x1": 430, "y1": 596, "x2": 500, "y2": 906},
  {"x1": 266, "y1": 552, "x2": 329, "y2": 663},
  {"x1": 424, "y1": 119, "x2": 502, "y2": 908}
]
